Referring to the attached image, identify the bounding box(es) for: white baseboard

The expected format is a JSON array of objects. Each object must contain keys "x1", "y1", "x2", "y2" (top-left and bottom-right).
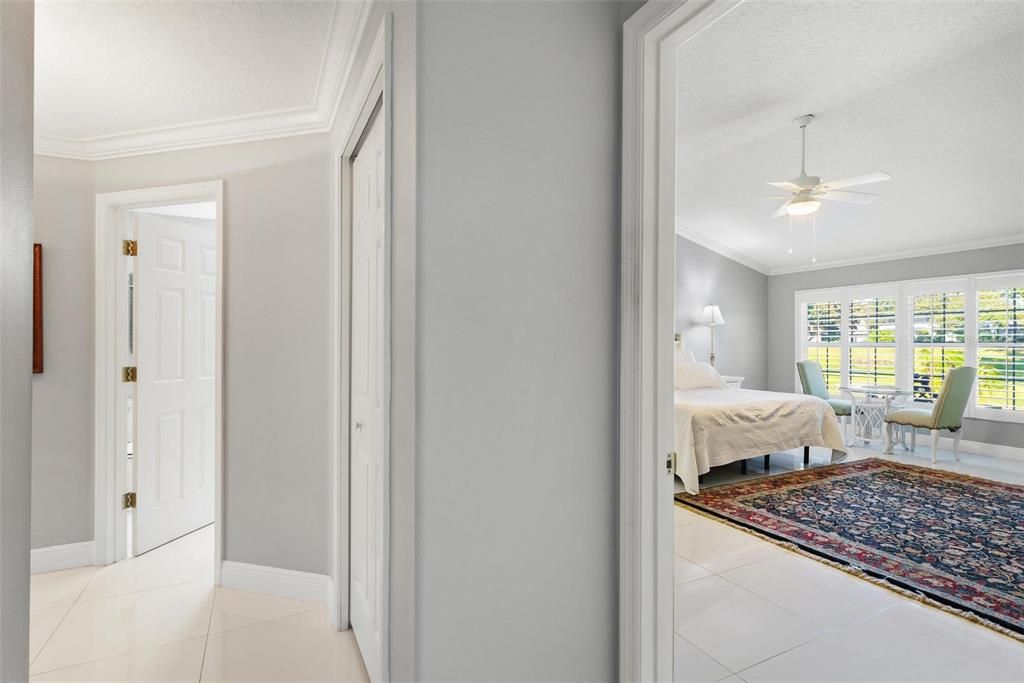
[
  {"x1": 31, "y1": 541, "x2": 95, "y2": 574},
  {"x1": 220, "y1": 560, "x2": 332, "y2": 605},
  {"x1": 937, "y1": 436, "x2": 1024, "y2": 462}
]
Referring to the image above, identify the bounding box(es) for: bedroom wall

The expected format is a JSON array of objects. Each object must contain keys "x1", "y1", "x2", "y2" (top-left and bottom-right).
[
  {"x1": 676, "y1": 235, "x2": 769, "y2": 388},
  {"x1": 767, "y1": 243, "x2": 1024, "y2": 448}
]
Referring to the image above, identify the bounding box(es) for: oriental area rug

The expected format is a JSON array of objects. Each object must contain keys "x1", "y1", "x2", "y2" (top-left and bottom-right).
[{"x1": 676, "y1": 458, "x2": 1024, "y2": 640}]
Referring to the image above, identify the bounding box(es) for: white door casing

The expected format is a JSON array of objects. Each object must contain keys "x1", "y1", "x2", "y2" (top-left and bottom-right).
[
  {"x1": 349, "y1": 109, "x2": 389, "y2": 683},
  {"x1": 133, "y1": 213, "x2": 216, "y2": 555},
  {"x1": 621, "y1": 1, "x2": 745, "y2": 680}
]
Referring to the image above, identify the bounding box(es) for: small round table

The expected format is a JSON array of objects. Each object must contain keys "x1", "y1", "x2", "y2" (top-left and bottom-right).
[{"x1": 838, "y1": 384, "x2": 911, "y2": 448}]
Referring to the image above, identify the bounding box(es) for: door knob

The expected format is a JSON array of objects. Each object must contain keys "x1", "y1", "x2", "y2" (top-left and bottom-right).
[{"x1": 355, "y1": 422, "x2": 363, "y2": 431}]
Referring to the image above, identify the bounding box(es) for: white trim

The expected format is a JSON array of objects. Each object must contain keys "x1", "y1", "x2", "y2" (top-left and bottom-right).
[
  {"x1": 35, "y1": 0, "x2": 370, "y2": 161},
  {"x1": 30, "y1": 542, "x2": 95, "y2": 575},
  {"x1": 328, "y1": 22, "x2": 392, "y2": 682},
  {"x1": 768, "y1": 233, "x2": 1024, "y2": 276},
  {"x1": 621, "y1": 2, "x2": 745, "y2": 681},
  {"x1": 675, "y1": 223, "x2": 770, "y2": 274},
  {"x1": 220, "y1": 561, "x2": 333, "y2": 606},
  {"x1": 936, "y1": 437, "x2": 1024, "y2": 462},
  {"x1": 794, "y1": 268, "x2": 1024, "y2": 423},
  {"x1": 93, "y1": 181, "x2": 224, "y2": 584}
]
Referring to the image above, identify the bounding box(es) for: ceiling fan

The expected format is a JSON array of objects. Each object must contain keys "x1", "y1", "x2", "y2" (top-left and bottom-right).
[{"x1": 760, "y1": 114, "x2": 892, "y2": 218}]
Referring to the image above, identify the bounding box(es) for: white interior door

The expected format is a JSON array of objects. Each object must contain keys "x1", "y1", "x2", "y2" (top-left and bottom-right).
[
  {"x1": 350, "y1": 110, "x2": 388, "y2": 683},
  {"x1": 134, "y1": 213, "x2": 216, "y2": 555}
]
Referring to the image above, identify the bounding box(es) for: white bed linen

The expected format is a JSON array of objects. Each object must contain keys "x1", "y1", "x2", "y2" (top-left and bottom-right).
[{"x1": 675, "y1": 387, "x2": 847, "y2": 494}]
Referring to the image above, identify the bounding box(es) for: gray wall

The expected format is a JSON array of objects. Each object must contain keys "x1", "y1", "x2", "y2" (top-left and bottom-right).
[
  {"x1": 416, "y1": 2, "x2": 621, "y2": 679},
  {"x1": 31, "y1": 156, "x2": 95, "y2": 549},
  {"x1": 768, "y1": 243, "x2": 1024, "y2": 447},
  {"x1": 93, "y1": 134, "x2": 333, "y2": 574},
  {"x1": 677, "y1": 236, "x2": 769, "y2": 388},
  {"x1": 0, "y1": 0, "x2": 35, "y2": 677},
  {"x1": 29, "y1": 134, "x2": 334, "y2": 575}
]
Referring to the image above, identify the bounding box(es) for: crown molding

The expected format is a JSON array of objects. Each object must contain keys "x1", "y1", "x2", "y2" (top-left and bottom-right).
[
  {"x1": 767, "y1": 232, "x2": 1024, "y2": 276},
  {"x1": 674, "y1": 223, "x2": 771, "y2": 275},
  {"x1": 34, "y1": 0, "x2": 370, "y2": 161},
  {"x1": 675, "y1": 224, "x2": 1024, "y2": 277}
]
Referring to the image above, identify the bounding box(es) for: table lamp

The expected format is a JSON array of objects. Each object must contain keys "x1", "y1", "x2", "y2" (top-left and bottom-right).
[{"x1": 698, "y1": 305, "x2": 725, "y2": 366}]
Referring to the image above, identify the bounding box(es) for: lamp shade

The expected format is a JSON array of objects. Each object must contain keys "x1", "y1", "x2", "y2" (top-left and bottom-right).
[{"x1": 698, "y1": 305, "x2": 725, "y2": 326}]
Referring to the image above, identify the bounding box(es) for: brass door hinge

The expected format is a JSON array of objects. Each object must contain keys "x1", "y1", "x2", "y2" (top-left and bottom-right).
[
  {"x1": 122, "y1": 491, "x2": 136, "y2": 509},
  {"x1": 666, "y1": 452, "x2": 677, "y2": 474},
  {"x1": 122, "y1": 366, "x2": 137, "y2": 382},
  {"x1": 122, "y1": 239, "x2": 138, "y2": 256}
]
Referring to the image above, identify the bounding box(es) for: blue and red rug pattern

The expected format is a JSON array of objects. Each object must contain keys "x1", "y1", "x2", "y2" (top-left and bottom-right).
[{"x1": 676, "y1": 458, "x2": 1024, "y2": 637}]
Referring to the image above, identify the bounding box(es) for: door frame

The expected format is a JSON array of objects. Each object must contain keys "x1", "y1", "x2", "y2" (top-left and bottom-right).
[
  {"x1": 620, "y1": 1, "x2": 745, "y2": 680},
  {"x1": 328, "y1": 10, "x2": 392, "y2": 664},
  {"x1": 93, "y1": 180, "x2": 225, "y2": 580}
]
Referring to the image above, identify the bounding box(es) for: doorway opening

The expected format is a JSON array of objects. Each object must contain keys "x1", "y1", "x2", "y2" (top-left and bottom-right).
[{"x1": 94, "y1": 182, "x2": 224, "y2": 580}]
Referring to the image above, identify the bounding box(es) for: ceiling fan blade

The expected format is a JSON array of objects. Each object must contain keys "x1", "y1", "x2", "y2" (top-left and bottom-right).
[
  {"x1": 767, "y1": 181, "x2": 801, "y2": 190},
  {"x1": 720, "y1": 195, "x2": 790, "y2": 210},
  {"x1": 819, "y1": 171, "x2": 892, "y2": 191},
  {"x1": 819, "y1": 190, "x2": 879, "y2": 205},
  {"x1": 771, "y1": 200, "x2": 793, "y2": 219}
]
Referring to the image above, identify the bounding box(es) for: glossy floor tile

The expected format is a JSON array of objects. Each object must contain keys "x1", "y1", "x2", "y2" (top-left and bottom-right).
[
  {"x1": 672, "y1": 444, "x2": 1024, "y2": 682},
  {"x1": 29, "y1": 526, "x2": 368, "y2": 682}
]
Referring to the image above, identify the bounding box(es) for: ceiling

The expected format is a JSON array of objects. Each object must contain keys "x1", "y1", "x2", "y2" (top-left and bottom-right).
[
  {"x1": 35, "y1": 0, "x2": 368, "y2": 160},
  {"x1": 675, "y1": 0, "x2": 1024, "y2": 274}
]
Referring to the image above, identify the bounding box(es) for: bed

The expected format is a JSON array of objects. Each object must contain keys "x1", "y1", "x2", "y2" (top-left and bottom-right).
[{"x1": 674, "y1": 368, "x2": 847, "y2": 494}]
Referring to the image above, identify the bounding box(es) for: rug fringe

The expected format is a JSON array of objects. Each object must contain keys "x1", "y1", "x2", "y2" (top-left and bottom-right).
[{"x1": 674, "y1": 501, "x2": 1024, "y2": 644}]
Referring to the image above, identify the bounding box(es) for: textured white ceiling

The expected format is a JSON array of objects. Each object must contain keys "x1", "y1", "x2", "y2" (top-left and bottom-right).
[
  {"x1": 675, "y1": 0, "x2": 1024, "y2": 273},
  {"x1": 35, "y1": 0, "x2": 366, "y2": 158}
]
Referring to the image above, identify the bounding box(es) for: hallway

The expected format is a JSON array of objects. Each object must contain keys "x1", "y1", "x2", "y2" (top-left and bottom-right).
[{"x1": 29, "y1": 527, "x2": 367, "y2": 681}]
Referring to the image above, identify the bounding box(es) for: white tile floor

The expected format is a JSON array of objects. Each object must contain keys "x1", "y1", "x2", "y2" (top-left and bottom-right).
[
  {"x1": 673, "y1": 445, "x2": 1024, "y2": 683},
  {"x1": 29, "y1": 525, "x2": 368, "y2": 682}
]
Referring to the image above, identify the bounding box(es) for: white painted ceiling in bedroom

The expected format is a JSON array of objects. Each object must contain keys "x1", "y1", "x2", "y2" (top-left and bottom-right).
[
  {"x1": 675, "y1": 0, "x2": 1024, "y2": 274},
  {"x1": 35, "y1": 0, "x2": 366, "y2": 159}
]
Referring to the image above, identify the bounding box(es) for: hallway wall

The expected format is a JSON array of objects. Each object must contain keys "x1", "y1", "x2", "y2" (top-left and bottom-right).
[
  {"x1": 31, "y1": 134, "x2": 334, "y2": 576},
  {"x1": 32, "y1": 156, "x2": 96, "y2": 549},
  {"x1": 415, "y1": 2, "x2": 622, "y2": 678}
]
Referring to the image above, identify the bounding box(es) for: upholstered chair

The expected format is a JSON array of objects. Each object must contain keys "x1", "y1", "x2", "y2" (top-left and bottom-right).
[
  {"x1": 883, "y1": 366, "x2": 976, "y2": 463},
  {"x1": 796, "y1": 360, "x2": 852, "y2": 443}
]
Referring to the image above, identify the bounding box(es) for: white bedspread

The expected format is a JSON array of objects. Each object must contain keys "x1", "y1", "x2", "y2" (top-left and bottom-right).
[{"x1": 675, "y1": 387, "x2": 846, "y2": 494}]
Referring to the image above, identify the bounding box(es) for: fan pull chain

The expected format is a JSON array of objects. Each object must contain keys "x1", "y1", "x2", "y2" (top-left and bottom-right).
[
  {"x1": 787, "y1": 215, "x2": 794, "y2": 254},
  {"x1": 811, "y1": 214, "x2": 817, "y2": 263}
]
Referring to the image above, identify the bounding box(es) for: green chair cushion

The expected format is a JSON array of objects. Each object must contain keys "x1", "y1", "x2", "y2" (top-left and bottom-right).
[
  {"x1": 884, "y1": 408, "x2": 933, "y2": 429},
  {"x1": 826, "y1": 398, "x2": 852, "y2": 416}
]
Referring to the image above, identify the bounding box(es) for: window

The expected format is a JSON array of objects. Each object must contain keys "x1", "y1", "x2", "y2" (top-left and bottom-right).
[
  {"x1": 976, "y1": 284, "x2": 1024, "y2": 413},
  {"x1": 911, "y1": 291, "x2": 965, "y2": 403},
  {"x1": 795, "y1": 269, "x2": 1024, "y2": 424},
  {"x1": 848, "y1": 295, "x2": 896, "y2": 386},
  {"x1": 804, "y1": 300, "x2": 842, "y2": 392}
]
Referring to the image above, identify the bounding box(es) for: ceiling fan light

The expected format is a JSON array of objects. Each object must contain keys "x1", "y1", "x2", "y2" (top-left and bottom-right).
[{"x1": 786, "y1": 198, "x2": 821, "y2": 216}]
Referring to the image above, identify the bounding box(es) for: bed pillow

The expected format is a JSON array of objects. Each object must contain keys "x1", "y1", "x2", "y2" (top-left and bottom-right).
[{"x1": 674, "y1": 360, "x2": 728, "y2": 390}]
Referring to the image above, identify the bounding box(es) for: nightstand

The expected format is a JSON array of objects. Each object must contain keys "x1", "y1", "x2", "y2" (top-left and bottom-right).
[{"x1": 721, "y1": 375, "x2": 745, "y2": 389}]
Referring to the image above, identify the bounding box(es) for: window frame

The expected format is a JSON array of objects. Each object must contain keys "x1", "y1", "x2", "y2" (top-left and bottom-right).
[{"x1": 794, "y1": 268, "x2": 1024, "y2": 425}]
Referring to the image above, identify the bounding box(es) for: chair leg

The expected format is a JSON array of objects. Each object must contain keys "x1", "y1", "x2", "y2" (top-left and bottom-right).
[
  {"x1": 930, "y1": 429, "x2": 940, "y2": 464},
  {"x1": 953, "y1": 430, "x2": 962, "y2": 462},
  {"x1": 803, "y1": 446, "x2": 810, "y2": 465},
  {"x1": 910, "y1": 428, "x2": 916, "y2": 452},
  {"x1": 883, "y1": 422, "x2": 893, "y2": 455}
]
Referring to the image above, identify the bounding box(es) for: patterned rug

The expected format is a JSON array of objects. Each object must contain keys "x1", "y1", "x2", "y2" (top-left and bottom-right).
[{"x1": 676, "y1": 458, "x2": 1024, "y2": 639}]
